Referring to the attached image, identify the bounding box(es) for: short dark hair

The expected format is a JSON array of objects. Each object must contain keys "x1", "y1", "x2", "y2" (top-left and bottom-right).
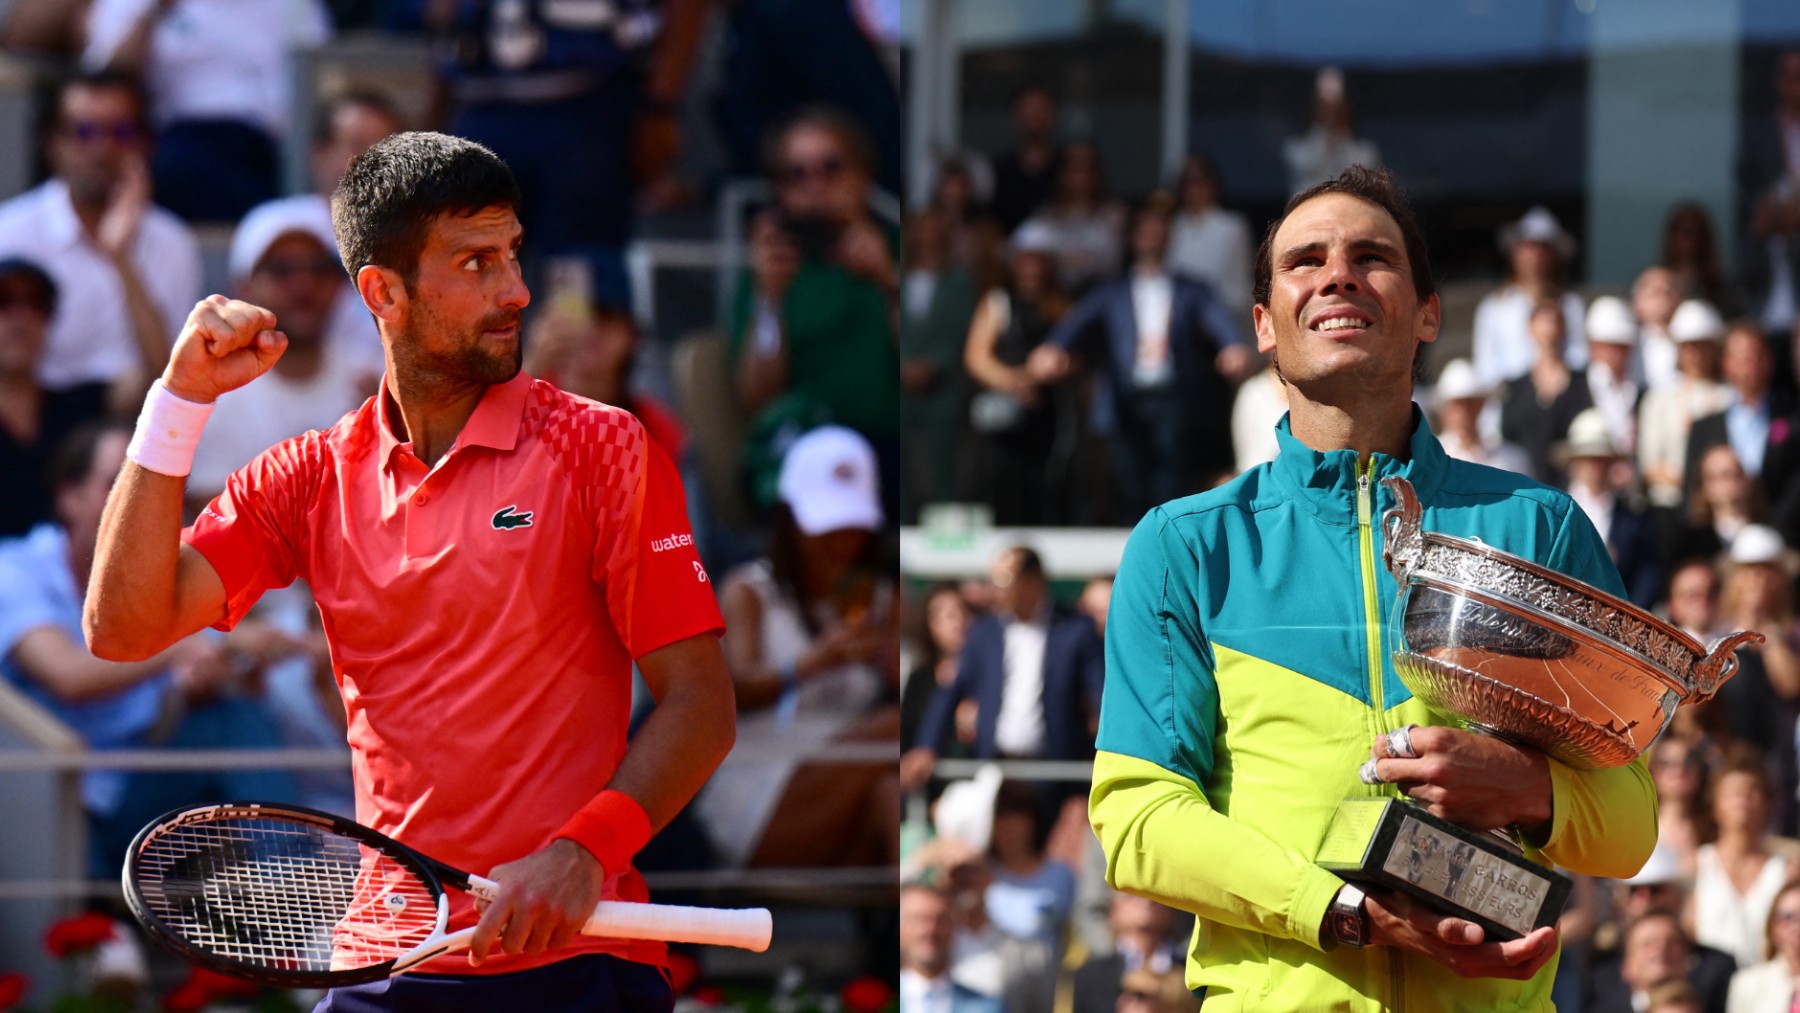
[
  {"x1": 330, "y1": 131, "x2": 521, "y2": 287},
  {"x1": 760, "y1": 104, "x2": 876, "y2": 182},
  {"x1": 47, "y1": 418, "x2": 131, "y2": 494},
  {"x1": 1253, "y1": 164, "x2": 1436, "y2": 309},
  {"x1": 53, "y1": 69, "x2": 150, "y2": 138},
  {"x1": 312, "y1": 89, "x2": 403, "y2": 148},
  {"x1": 0, "y1": 257, "x2": 58, "y2": 315},
  {"x1": 1003, "y1": 545, "x2": 1045, "y2": 580}
]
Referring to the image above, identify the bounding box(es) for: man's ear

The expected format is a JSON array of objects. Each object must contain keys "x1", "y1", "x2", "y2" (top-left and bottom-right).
[
  {"x1": 1253, "y1": 303, "x2": 1277, "y2": 356},
  {"x1": 1416, "y1": 292, "x2": 1441, "y2": 347},
  {"x1": 356, "y1": 265, "x2": 405, "y2": 324}
]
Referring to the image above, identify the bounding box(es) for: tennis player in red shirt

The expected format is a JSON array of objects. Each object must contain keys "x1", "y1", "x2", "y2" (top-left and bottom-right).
[{"x1": 83, "y1": 132, "x2": 736, "y2": 1012}]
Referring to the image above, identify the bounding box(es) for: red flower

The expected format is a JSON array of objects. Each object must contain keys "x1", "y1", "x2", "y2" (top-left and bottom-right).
[
  {"x1": 667, "y1": 952, "x2": 701, "y2": 995},
  {"x1": 160, "y1": 981, "x2": 210, "y2": 1013},
  {"x1": 43, "y1": 912, "x2": 116, "y2": 957},
  {"x1": 1775, "y1": 417, "x2": 1792, "y2": 446},
  {"x1": 162, "y1": 965, "x2": 260, "y2": 1011},
  {"x1": 842, "y1": 976, "x2": 895, "y2": 1013},
  {"x1": 691, "y1": 984, "x2": 728, "y2": 1006},
  {"x1": 0, "y1": 972, "x2": 29, "y2": 1010}
]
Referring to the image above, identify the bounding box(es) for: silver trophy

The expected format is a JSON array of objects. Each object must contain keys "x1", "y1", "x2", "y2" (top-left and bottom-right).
[
  {"x1": 1317, "y1": 476, "x2": 1761, "y2": 940},
  {"x1": 1379, "y1": 475, "x2": 1760, "y2": 769}
]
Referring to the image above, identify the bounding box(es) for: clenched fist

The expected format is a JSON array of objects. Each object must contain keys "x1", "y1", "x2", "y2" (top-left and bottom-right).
[{"x1": 161, "y1": 295, "x2": 287, "y2": 404}]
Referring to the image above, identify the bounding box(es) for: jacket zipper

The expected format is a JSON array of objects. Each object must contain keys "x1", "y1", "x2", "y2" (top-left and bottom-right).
[
  {"x1": 1356, "y1": 461, "x2": 1387, "y2": 734},
  {"x1": 1358, "y1": 459, "x2": 1407, "y2": 1012}
]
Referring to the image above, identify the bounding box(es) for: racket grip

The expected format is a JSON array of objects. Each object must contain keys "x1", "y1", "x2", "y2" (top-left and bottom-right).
[{"x1": 582, "y1": 901, "x2": 773, "y2": 952}]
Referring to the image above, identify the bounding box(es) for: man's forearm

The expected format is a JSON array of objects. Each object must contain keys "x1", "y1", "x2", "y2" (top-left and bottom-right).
[
  {"x1": 606, "y1": 638, "x2": 736, "y2": 833},
  {"x1": 85, "y1": 462, "x2": 196, "y2": 661}
]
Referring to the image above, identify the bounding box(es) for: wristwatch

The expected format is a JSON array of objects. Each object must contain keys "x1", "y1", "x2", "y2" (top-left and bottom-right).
[{"x1": 1325, "y1": 883, "x2": 1370, "y2": 949}]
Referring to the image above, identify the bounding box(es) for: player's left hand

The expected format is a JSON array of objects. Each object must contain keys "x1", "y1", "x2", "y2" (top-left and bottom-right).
[
  {"x1": 1365, "y1": 725, "x2": 1552, "y2": 837},
  {"x1": 467, "y1": 838, "x2": 607, "y2": 965}
]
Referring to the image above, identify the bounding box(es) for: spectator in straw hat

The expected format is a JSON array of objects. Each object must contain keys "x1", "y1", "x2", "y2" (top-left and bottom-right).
[
  {"x1": 1472, "y1": 206, "x2": 1586, "y2": 388},
  {"x1": 1561, "y1": 407, "x2": 1662, "y2": 606},
  {"x1": 1640, "y1": 300, "x2": 1734, "y2": 509},
  {"x1": 1430, "y1": 357, "x2": 1531, "y2": 477},
  {"x1": 1581, "y1": 294, "x2": 1644, "y2": 456}
]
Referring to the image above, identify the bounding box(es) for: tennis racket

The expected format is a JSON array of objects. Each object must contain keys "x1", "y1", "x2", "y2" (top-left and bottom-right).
[{"x1": 122, "y1": 801, "x2": 773, "y2": 988}]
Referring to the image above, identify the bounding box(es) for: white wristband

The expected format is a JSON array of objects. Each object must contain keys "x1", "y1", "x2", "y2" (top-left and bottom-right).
[{"x1": 126, "y1": 381, "x2": 214, "y2": 477}]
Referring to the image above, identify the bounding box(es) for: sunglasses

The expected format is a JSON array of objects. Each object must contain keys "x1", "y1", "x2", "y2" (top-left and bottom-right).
[
  {"x1": 64, "y1": 120, "x2": 142, "y2": 144},
  {"x1": 779, "y1": 155, "x2": 846, "y2": 186},
  {"x1": 257, "y1": 256, "x2": 343, "y2": 282}
]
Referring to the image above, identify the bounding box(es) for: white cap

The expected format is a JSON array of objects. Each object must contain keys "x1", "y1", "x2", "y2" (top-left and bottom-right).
[
  {"x1": 1009, "y1": 220, "x2": 1059, "y2": 256},
  {"x1": 228, "y1": 195, "x2": 341, "y2": 281},
  {"x1": 1585, "y1": 295, "x2": 1638, "y2": 346},
  {"x1": 1623, "y1": 842, "x2": 1686, "y2": 887},
  {"x1": 1432, "y1": 358, "x2": 1490, "y2": 403},
  {"x1": 777, "y1": 425, "x2": 884, "y2": 536},
  {"x1": 1501, "y1": 206, "x2": 1574, "y2": 257},
  {"x1": 1730, "y1": 524, "x2": 1797, "y2": 572},
  {"x1": 1558, "y1": 407, "x2": 1619, "y2": 461},
  {"x1": 1668, "y1": 299, "x2": 1725, "y2": 344}
]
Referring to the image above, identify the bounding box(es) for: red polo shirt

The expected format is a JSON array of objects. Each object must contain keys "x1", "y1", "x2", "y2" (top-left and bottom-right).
[{"x1": 184, "y1": 371, "x2": 723, "y2": 975}]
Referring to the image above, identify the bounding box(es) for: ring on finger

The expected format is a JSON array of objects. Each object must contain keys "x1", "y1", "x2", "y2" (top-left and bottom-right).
[{"x1": 1358, "y1": 759, "x2": 1385, "y2": 785}]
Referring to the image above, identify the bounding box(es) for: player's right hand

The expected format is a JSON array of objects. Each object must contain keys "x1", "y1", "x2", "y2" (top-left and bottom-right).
[
  {"x1": 161, "y1": 295, "x2": 287, "y2": 404},
  {"x1": 1363, "y1": 887, "x2": 1558, "y2": 980}
]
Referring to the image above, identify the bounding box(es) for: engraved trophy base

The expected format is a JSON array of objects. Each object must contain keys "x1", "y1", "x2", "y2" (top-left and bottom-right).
[{"x1": 1316, "y1": 797, "x2": 1570, "y2": 942}]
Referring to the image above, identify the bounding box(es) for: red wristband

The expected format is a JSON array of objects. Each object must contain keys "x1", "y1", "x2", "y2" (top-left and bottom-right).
[{"x1": 554, "y1": 789, "x2": 653, "y2": 876}]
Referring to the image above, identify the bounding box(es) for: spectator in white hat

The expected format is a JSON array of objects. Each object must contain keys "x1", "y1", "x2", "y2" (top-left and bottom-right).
[
  {"x1": 186, "y1": 197, "x2": 372, "y2": 510},
  {"x1": 1581, "y1": 294, "x2": 1643, "y2": 456},
  {"x1": 1639, "y1": 300, "x2": 1733, "y2": 509},
  {"x1": 695, "y1": 425, "x2": 899, "y2": 869},
  {"x1": 1471, "y1": 206, "x2": 1587, "y2": 388},
  {"x1": 1429, "y1": 357, "x2": 1531, "y2": 477},
  {"x1": 1558, "y1": 407, "x2": 1662, "y2": 606}
]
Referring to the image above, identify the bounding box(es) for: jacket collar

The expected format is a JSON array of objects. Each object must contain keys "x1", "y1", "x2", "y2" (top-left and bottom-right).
[{"x1": 1267, "y1": 405, "x2": 1449, "y2": 526}]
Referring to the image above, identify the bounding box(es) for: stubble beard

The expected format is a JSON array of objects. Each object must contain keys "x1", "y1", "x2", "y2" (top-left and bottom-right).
[{"x1": 391, "y1": 304, "x2": 522, "y2": 396}]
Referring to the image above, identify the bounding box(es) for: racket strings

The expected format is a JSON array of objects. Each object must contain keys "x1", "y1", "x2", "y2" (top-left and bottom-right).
[{"x1": 132, "y1": 818, "x2": 439, "y2": 972}]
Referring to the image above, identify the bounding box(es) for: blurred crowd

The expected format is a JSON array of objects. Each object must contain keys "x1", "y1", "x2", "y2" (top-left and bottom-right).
[
  {"x1": 896, "y1": 53, "x2": 1800, "y2": 1013},
  {"x1": 0, "y1": 0, "x2": 904, "y2": 1001}
]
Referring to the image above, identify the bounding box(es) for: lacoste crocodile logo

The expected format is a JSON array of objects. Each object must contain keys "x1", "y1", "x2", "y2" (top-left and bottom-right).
[{"x1": 492, "y1": 505, "x2": 534, "y2": 530}]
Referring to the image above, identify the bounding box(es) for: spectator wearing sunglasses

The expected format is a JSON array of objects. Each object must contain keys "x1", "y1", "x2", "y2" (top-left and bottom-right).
[
  {"x1": 186, "y1": 198, "x2": 368, "y2": 511},
  {"x1": 730, "y1": 106, "x2": 900, "y2": 515},
  {"x1": 0, "y1": 71, "x2": 200, "y2": 418}
]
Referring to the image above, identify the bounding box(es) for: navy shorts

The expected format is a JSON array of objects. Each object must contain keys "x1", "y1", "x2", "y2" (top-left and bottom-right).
[{"x1": 312, "y1": 954, "x2": 673, "y2": 1013}]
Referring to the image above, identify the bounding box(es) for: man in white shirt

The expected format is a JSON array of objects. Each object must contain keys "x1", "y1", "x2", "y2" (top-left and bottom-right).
[
  {"x1": 186, "y1": 198, "x2": 370, "y2": 508},
  {"x1": 0, "y1": 71, "x2": 201, "y2": 414},
  {"x1": 900, "y1": 546, "x2": 1104, "y2": 792}
]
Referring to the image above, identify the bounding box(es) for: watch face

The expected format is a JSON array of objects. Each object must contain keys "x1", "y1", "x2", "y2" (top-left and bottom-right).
[{"x1": 1332, "y1": 907, "x2": 1368, "y2": 947}]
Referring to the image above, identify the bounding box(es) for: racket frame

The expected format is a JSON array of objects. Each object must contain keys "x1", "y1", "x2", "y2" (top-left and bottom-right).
[{"x1": 123, "y1": 800, "x2": 461, "y2": 988}]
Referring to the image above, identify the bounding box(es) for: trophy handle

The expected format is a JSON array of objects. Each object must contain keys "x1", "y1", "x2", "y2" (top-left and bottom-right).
[
  {"x1": 1690, "y1": 630, "x2": 1766, "y2": 701},
  {"x1": 1380, "y1": 476, "x2": 1424, "y2": 583}
]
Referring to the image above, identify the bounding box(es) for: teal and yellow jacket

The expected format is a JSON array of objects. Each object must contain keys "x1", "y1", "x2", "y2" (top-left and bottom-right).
[{"x1": 1090, "y1": 413, "x2": 1657, "y2": 1012}]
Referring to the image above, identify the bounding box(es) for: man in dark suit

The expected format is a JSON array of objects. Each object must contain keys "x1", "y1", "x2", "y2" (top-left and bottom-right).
[
  {"x1": 1685, "y1": 321, "x2": 1796, "y2": 507},
  {"x1": 1070, "y1": 891, "x2": 1184, "y2": 1013},
  {"x1": 1028, "y1": 201, "x2": 1252, "y2": 524},
  {"x1": 900, "y1": 545, "x2": 1104, "y2": 794}
]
